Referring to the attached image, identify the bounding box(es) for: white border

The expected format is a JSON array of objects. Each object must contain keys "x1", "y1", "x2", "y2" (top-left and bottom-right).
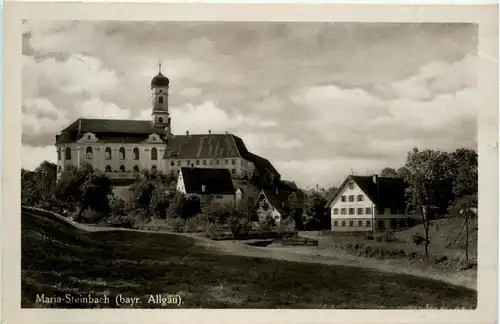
[{"x1": 2, "y1": 3, "x2": 498, "y2": 324}]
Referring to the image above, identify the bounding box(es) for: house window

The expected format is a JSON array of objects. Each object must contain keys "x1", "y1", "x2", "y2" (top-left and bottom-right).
[
  {"x1": 57, "y1": 148, "x2": 61, "y2": 161},
  {"x1": 225, "y1": 160, "x2": 229, "y2": 165},
  {"x1": 120, "y1": 165, "x2": 125, "y2": 172},
  {"x1": 358, "y1": 220, "x2": 363, "y2": 227},
  {"x1": 170, "y1": 161, "x2": 175, "y2": 167},
  {"x1": 357, "y1": 208, "x2": 363, "y2": 215},
  {"x1": 65, "y1": 147, "x2": 71, "y2": 160},
  {"x1": 203, "y1": 160, "x2": 207, "y2": 165},
  {"x1": 347, "y1": 182, "x2": 355, "y2": 190},
  {"x1": 187, "y1": 160, "x2": 190, "y2": 166},
  {"x1": 216, "y1": 195, "x2": 223, "y2": 199},
  {"x1": 216, "y1": 160, "x2": 220, "y2": 165},
  {"x1": 119, "y1": 147, "x2": 126, "y2": 160},
  {"x1": 232, "y1": 159, "x2": 236, "y2": 165},
  {"x1": 365, "y1": 207, "x2": 372, "y2": 214},
  {"x1": 357, "y1": 195, "x2": 363, "y2": 202},
  {"x1": 177, "y1": 161, "x2": 181, "y2": 166},
  {"x1": 390, "y1": 207, "x2": 398, "y2": 215},
  {"x1": 133, "y1": 165, "x2": 139, "y2": 173},
  {"x1": 348, "y1": 208, "x2": 355, "y2": 215},
  {"x1": 341, "y1": 196, "x2": 346, "y2": 202},
  {"x1": 349, "y1": 220, "x2": 354, "y2": 227},
  {"x1": 333, "y1": 221, "x2": 338, "y2": 227},
  {"x1": 209, "y1": 160, "x2": 213, "y2": 165},
  {"x1": 151, "y1": 147, "x2": 158, "y2": 160},
  {"x1": 366, "y1": 220, "x2": 371, "y2": 228},
  {"x1": 341, "y1": 220, "x2": 346, "y2": 227},
  {"x1": 378, "y1": 220, "x2": 386, "y2": 229},
  {"x1": 232, "y1": 169, "x2": 236, "y2": 174},
  {"x1": 105, "y1": 147, "x2": 112, "y2": 160},
  {"x1": 158, "y1": 117, "x2": 163, "y2": 123},
  {"x1": 333, "y1": 208, "x2": 339, "y2": 215},
  {"x1": 196, "y1": 160, "x2": 200, "y2": 165},
  {"x1": 348, "y1": 195, "x2": 354, "y2": 202},
  {"x1": 151, "y1": 165, "x2": 157, "y2": 171},
  {"x1": 133, "y1": 148, "x2": 139, "y2": 160},
  {"x1": 377, "y1": 207, "x2": 385, "y2": 214},
  {"x1": 105, "y1": 165, "x2": 112, "y2": 172},
  {"x1": 341, "y1": 208, "x2": 347, "y2": 215},
  {"x1": 86, "y1": 147, "x2": 93, "y2": 159}
]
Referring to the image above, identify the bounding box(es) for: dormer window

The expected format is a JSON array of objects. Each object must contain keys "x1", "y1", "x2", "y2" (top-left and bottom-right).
[
  {"x1": 87, "y1": 135, "x2": 91, "y2": 140},
  {"x1": 347, "y1": 182, "x2": 355, "y2": 190}
]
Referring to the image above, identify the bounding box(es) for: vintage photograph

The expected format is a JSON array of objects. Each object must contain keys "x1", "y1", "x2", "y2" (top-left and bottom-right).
[{"x1": 20, "y1": 20, "x2": 480, "y2": 309}]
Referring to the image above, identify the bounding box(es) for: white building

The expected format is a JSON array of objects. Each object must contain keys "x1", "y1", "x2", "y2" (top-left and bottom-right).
[{"x1": 325, "y1": 175, "x2": 410, "y2": 232}]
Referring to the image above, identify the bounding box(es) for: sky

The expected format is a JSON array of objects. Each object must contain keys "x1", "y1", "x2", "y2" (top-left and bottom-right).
[{"x1": 22, "y1": 21, "x2": 478, "y2": 188}]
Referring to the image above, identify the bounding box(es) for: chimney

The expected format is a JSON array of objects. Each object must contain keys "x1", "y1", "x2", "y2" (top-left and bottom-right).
[
  {"x1": 201, "y1": 185, "x2": 206, "y2": 193},
  {"x1": 186, "y1": 130, "x2": 190, "y2": 136},
  {"x1": 209, "y1": 129, "x2": 211, "y2": 134}
]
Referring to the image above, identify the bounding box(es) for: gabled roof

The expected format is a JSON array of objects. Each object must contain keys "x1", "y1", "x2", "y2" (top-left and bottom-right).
[
  {"x1": 180, "y1": 167, "x2": 235, "y2": 195},
  {"x1": 325, "y1": 175, "x2": 407, "y2": 208},
  {"x1": 164, "y1": 133, "x2": 280, "y2": 177},
  {"x1": 56, "y1": 118, "x2": 165, "y2": 145},
  {"x1": 259, "y1": 182, "x2": 306, "y2": 216}
]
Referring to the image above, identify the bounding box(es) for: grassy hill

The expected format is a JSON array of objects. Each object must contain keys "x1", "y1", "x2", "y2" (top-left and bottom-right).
[{"x1": 22, "y1": 208, "x2": 476, "y2": 309}]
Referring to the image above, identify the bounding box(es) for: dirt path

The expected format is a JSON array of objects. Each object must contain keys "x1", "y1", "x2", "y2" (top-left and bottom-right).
[{"x1": 67, "y1": 219, "x2": 478, "y2": 291}]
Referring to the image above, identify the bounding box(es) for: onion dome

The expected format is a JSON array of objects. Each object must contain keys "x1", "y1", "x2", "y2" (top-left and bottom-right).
[{"x1": 151, "y1": 72, "x2": 170, "y2": 88}]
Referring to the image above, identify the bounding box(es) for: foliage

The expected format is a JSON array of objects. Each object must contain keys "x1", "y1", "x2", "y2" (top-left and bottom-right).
[
  {"x1": 258, "y1": 216, "x2": 276, "y2": 232},
  {"x1": 412, "y1": 232, "x2": 429, "y2": 246},
  {"x1": 21, "y1": 161, "x2": 58, "y2": 207},
  {"x1": 380, "y1": 167, "x2": 398, "y2": 178},
  {"x1": 227, "y1": 215, "x2": 252, "y2": 238},
  {"x1": 53, "y1": 162, "x2": 113, "y2": 221}
]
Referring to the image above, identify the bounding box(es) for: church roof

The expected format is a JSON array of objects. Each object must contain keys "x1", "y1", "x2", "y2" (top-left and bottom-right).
[
  {"x1": 180, "y1": 167, "x2": 235, "y2": 195},
  {"x1": 55, "y1": 118, "x2": 165, "y2": 144},
  {"x1": 151, "y1": 72, "x2": 170, "y2": 88},
  {"x1": 164, "y1": 133, "x2": 280, "y2": 177}
]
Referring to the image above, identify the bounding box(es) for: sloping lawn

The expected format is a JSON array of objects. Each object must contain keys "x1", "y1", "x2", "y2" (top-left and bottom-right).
[{"x1": 22, "y1": 210, "x2": 476, "y2": 309}]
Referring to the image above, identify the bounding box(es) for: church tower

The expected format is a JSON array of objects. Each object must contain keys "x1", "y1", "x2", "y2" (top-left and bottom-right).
[{"x1": 150, "y1": 62, "x2": 171, "y2": 134}]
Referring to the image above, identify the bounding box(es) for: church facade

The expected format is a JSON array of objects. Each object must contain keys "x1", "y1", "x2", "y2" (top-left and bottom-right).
[{"x1": 55, "y1": 67, "x2": 280, "y2": 184}]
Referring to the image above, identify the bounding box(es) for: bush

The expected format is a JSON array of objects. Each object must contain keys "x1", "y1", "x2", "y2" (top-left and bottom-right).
[
  {"x1": 171, "y1": 218, "x2": 186, "y2": 233},
  {"x1": 77, "y1": 209, "x2": 105, "y2": 223},
  {"x1": 412, "y1": 232, "x2": 429, "y2": 246},
  {"x1": 104, "y1": 214, "x2": 135, "y2": 228},
  {"x1": 185, "y1": 214, "x2": 213, "y2": 233}
]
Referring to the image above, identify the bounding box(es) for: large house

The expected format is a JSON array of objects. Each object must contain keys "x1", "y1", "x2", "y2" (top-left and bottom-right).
[
  {"x1": 55, "y1": 65, "x2": 280, "y2": 184},
  {"x1": 325, "y1": 174, "x2": 409, "y2": 232},
  {"x1": 176, "y1": 167, "x2": 237, "y2": 209}
]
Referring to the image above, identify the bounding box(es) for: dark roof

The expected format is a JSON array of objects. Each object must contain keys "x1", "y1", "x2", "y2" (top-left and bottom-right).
[
  {"x1": 151, "y1": 72, "x2": 170, "y2": 88},
  {"x1": 325, "y1": 175, "x2": 407, "y2": 208},
  {"x1": 164, "y1": 133, "x2": 280, "y2": 177},
  {"x1": 56, "y1": 118, "x2": 165, "y2": 144},
  {"x1": 180, "y1": 167, "x2": 235, "y2": 195},
  {"x1": 261, "y1": 183, "x2": 306, "y2": 216}
]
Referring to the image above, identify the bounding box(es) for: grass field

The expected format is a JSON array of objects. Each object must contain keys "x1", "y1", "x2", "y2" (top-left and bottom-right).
[{"x1": 22, "y1": 209, "x2": 477, "y2": 309}]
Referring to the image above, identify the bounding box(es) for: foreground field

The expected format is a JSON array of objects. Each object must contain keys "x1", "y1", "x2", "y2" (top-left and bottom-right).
[{"x1": 22, "y1": 209, "x2": 477, "y2": 308}]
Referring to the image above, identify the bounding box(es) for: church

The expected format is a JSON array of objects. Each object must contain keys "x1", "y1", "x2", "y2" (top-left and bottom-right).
[{"x1": 55, "y1": 66, "x2": 280, "y2": 185}]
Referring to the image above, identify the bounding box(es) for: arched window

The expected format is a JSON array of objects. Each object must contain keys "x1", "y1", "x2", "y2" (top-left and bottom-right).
[
  {"x1": 120, "y1": 165, "x2": 125, "y2": 172},
  {"x1": 133, "y1": 148, "x2": 139, "y2": 160},
  {"x1": 119, "y1": 147, "x2": 125, "y2": 160},
  {"x1": 57, "y1": 148, "x2": 61, "y2": 161},
  {"x1": 158, "y1": 96, "x2": 164, "y2": 104},
  {"x1": 158, "y1": 117, "x2": 163, "y2": 123},
  {"x1": 105, "y1": 165, "x2": 112, "y2": 172},
  {"x1": 151, "y1": 147, "x2": 158, "y2": 160},
  {"x1": 86, "y1": 146, "x2": 93, "y2": 159},
  {"x1": 65, "y1": 147, "x2": 71, "y2": 160},
  {"x1": 151, "y1": 165, "x2": 157, "y2": 172},
  {"x1": 133, "y1": 165, "x2": 139, "y2": 173},
  {"x1": 105, "y1": 147, "x2": 112, "y2": 160}
]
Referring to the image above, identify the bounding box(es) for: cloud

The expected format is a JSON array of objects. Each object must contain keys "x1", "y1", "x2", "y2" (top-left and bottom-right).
[
  {"x1": 22, "y1": 145, "x2": 57, "y2": 170},
  {"x1": 22, "y1": 21, "x2": 478, "y2": 187}
]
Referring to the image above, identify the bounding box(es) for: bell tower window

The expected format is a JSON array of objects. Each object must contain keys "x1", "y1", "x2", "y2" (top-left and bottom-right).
[
  {"x1": 158, "y1": 96, "x2": 163, "y2": 104},
  {"x1": 158, "y1": 117, "x2": 163, "y2": 123}
]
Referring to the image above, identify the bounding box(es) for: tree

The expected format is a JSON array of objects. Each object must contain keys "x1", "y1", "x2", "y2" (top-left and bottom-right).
[
  {"x1": 54, "y1": 162, "x2": 113, "y2": 221},
  {"x1": 448, "y1": 148, "x2": 478, "y2": 198},
  {"x1": 403, "y1": 148, "x2": 451, "y2": 257},
  {"x1": 21, "y1": 161, "x2": 57, "y2": 208},
  {"x1": 304, "y1": 191, "x2": 329, "y2": 230},
  {"x1": 380, "y1": 167, "x2": 398, "y2": 178},
  {"x1": 285, "y1": 192, "x2": 304, "y2": 231}
]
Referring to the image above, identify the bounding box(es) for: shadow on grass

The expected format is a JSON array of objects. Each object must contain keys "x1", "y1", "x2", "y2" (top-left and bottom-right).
[{"x1": 21, "y1": 210, "x2": 477, "y2": 309}]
